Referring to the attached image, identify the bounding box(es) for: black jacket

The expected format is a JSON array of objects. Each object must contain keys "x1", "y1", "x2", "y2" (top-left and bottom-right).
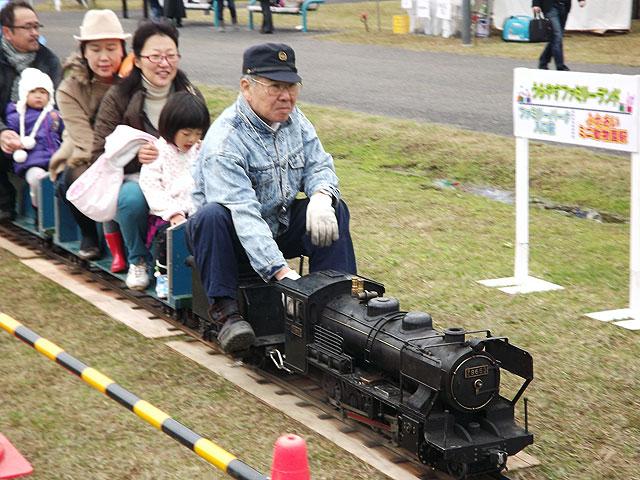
[
  {"x1": 532, "y1": 0, "x2": 573, "y2": 14},
  {"x1": 0, "y1": 44, "x2": 62, "y2": 132}
]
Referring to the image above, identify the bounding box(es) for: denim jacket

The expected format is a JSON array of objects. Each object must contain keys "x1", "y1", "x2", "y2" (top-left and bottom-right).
[{"x1": 193, "y1": 94, "x2": 340, "y2": 281}]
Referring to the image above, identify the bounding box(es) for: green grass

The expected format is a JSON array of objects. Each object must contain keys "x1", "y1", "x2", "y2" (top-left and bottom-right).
[
  {"x1": 45, "y1": 0, "x2": 640, "y2": 67},
  {"x1": 2, "y1": 86, "x2": 640, "y2": 479},
  {"x1": 0, "y1": 256, "x2": 387, "y2": 480}
]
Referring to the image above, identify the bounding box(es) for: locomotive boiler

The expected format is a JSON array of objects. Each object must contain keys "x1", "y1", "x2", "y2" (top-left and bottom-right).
[{"x1": 249, "y1": 270, "x2": 535, "y2": 479}]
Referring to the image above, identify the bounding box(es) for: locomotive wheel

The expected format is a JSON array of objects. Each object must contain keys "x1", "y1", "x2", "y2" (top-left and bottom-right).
[{"x1": 447, "y1": 461, "x2": 469, "y2": 480}]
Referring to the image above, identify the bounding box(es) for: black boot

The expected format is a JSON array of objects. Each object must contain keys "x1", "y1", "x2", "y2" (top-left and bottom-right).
[{"x1": 207, "y1": 297, "x2": 255, "y2": 353}]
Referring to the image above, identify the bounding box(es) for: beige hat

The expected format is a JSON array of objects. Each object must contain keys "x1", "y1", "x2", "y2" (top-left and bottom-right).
[{"x1": 73, "y1": 9, "x2": 131, "y2": 42}]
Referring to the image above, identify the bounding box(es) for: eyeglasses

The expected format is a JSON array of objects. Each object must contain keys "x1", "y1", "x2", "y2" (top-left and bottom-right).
[
  {"x1": 140, "y1": 53, "x2": 181, "y2": 64},
  {"x1": 10, "y1": 22, "x2": 43, "y2": 32},
  {"x1": 251, "y1": 78, "x2": 302, "y2": 97}
]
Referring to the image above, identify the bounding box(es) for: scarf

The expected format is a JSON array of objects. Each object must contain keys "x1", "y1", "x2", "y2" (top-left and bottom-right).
[{"x1": 1, "y1": 36, "x2": 37, "y2": 102}]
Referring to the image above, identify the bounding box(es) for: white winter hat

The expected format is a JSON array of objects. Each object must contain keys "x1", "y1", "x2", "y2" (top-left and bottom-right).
[{"x1": 17, "y1": 68, "x2": 55, "y2": 112}]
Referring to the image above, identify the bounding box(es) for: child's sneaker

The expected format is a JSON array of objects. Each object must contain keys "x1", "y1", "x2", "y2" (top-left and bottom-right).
[
  {"x1": 126, "y1": 261, "x2": 149, "y2": 290},
  {"x1": 155, "y1": 274, "x2": 168, "y2": 299}
]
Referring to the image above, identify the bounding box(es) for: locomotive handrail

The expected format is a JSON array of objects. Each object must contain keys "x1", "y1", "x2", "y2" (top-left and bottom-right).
[
  {"x1": 0, "y1": 313, "x2": 268, "y2": 480},
  {"x1": 363, "y1": 311, "x2": 405, "y2": 364}
]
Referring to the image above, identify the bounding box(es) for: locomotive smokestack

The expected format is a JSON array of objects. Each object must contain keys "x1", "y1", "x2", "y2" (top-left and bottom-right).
[{"x1": 444, "y1": 327, "x2": 466, "y2": 343}]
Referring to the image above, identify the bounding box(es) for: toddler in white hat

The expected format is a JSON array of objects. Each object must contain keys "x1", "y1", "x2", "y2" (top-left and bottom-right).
[{"x1": 4, "y1": 67, "x2": 64, "y2": 207}]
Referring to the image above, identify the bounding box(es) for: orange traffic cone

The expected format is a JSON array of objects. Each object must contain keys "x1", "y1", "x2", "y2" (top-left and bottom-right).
[
  {"x1": 270, "y1": 434, "x2": 310, "y2": 480},
  {"x1": 0, "y1": 433, "x2": 33, "y2": 479}
]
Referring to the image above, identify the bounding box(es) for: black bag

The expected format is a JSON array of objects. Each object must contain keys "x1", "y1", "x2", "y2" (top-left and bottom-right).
[{"x1": 529, "y1": 13, "x2": 552, "y2": 43}]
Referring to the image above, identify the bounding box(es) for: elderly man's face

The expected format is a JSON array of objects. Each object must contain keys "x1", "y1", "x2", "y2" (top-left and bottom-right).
[
  {"x1": 2, "y1": 7, "x2": 41, "y2": 53},
  {"x1": 241, "y1": 76, "x2": 301, "y2": 125}
]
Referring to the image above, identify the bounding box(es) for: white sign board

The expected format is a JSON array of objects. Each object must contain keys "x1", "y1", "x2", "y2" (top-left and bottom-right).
[{"x1": 513, "y1": 68, "x2": 640, "y2": 153}]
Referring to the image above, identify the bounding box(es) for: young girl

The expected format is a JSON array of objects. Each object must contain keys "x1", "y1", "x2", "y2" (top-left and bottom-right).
[
  {"x1": 5, "y1": 68, "x2": 63, "y2": 209},
  {"x1": 139, "y1": 91, "x2": 210, "y2": 298}
]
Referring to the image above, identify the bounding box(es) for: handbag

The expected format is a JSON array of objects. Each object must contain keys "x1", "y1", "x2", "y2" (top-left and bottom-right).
[
  {"x1": 66, "y1": 125, "x2": 157, "y2": 222},
  {"x1": 66, "y1": 153, "x2": 124, "y2": 222},
  {"x1": 529, "y1": 12, "x2": 552, "y2": 43}
]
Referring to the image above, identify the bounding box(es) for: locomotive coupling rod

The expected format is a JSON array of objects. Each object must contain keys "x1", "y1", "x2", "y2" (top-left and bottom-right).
[{"x1": 0, "y1": 313, "x2": 267, "y2": 480}]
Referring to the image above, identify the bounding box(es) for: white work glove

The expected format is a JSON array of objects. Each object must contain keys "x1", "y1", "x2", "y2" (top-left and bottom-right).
[
  {"x1": 282, "y1": 270, "x2": 301, "y2": 280},
  {"x1": 306, "y1": 192, "x2": 339, "y2": 247}
]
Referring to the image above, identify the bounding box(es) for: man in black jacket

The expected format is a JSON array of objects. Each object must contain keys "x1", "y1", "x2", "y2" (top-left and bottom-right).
[
  {"x1": 532, "y1": 0, "x2": 585, "y2": 71},
  {"x1": 0, "y1": 0, "x2": 61, "y2": 221}
]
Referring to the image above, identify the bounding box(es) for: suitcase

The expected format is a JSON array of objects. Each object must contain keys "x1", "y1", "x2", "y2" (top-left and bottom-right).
[{"x1": 502, "y1": 15, "x2": 532, "y2": 42}]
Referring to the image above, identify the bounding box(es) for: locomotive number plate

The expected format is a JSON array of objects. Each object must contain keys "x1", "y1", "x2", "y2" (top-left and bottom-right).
[
  {"x1": 289, "y1": 323, "x2": 303, "y2": 338},
  {"x1": 465, "y1": 365, "x2": 489, "y2": 378}
]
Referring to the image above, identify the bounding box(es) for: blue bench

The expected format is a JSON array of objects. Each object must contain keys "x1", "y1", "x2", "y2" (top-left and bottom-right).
[{"x1": 247, "y1": 0, "x2": 325, "y2": 33}]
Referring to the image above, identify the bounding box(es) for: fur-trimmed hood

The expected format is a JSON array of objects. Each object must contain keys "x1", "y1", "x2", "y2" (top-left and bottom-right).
[{"x1": 62, "y1": 53, "x2": 92, "y2": 86}]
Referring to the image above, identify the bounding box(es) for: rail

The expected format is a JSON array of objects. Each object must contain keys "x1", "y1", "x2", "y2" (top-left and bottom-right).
[{"x1": 0, "y1": 312, "x2": 268, "y2": 480}]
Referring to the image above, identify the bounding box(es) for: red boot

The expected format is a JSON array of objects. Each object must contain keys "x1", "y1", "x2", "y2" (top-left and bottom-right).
[{"x1": 105, "y1": 231, "x2": 126, "y2": 273}]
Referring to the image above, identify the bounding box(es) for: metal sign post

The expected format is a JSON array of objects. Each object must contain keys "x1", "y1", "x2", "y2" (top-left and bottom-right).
[
  {"x1": 586, "y1": 150, "x2": 640, "y2": 329},
  {"x1": 480, "y1": 69, "x2": 640, "y2": 327},
  {"x1": 478, "y1": 134, "x2": 564, "y2": 294}
]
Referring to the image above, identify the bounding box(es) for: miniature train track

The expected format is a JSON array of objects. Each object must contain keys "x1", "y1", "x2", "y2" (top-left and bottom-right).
[{"x1": 0, "y1": 223, "x2": 514, "y2": 480}]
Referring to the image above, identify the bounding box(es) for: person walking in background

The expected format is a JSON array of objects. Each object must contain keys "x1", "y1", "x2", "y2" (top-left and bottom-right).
[
  {"x1": 215, "y1": 0, "x2": 238, "y2": 32},
  {"x1": 148, "y1": 0, "x2": 164, "y2": 20},
  {"x1": 51, "y1": 9, "x2": 131, "y2": 265},
  {"x1": 258, "y1": 0, "x2": 274, "y2": 33},
  {"x1": 5, "y1": 68, "x2": 62, "y2": 209},
  {"x1": 0, "y1": 0, "x2": 61, "y2": 222},
  {"x1": 164, "y1": 0, "x2": 185, "y2": 28},
  {"x1": 532, "y1": 0, "x2": 586, "y2": 71}
]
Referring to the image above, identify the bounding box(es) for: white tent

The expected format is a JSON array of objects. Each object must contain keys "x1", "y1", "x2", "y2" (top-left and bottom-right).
[{"x1": 493, "y1": 0, "x2": 633, "y2": 31}]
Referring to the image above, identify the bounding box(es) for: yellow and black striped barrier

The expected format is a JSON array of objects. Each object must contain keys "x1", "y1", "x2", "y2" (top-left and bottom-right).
[{"x1": 0, "y1": 313, "x2": 268, "y2": 480}]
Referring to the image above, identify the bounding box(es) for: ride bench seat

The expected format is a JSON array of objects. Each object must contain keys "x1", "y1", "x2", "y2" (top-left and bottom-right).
[{"x1": 247, "y1": 0, "x2": 325, "y2": 33}]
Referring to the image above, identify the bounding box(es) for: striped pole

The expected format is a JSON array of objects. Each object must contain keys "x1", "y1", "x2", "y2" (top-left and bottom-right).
[{"x1": 0, "y1": 313, "x2": 268, "y2": 480}]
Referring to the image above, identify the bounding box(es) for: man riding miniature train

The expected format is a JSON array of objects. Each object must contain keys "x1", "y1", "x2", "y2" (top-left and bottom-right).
[{"x1": 188, "y1": 43, "x2": 357, "y2": 353}]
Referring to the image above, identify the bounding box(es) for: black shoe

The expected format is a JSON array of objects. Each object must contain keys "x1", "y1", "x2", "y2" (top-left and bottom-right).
[
  {"x1": 558, "y1": 65, "x2": 570, "y2": 71},
  {"x1": 538, "y1": 64, "x2": 548, "y2": 70},
  {"x1": 78, "y1": 246, "x2": 101, "y2": 261},
  {"x1": 208, "y1": 298, "x2": 255, "y2": 353},
  {"x1": 0, "y1": 210, "x2": 15, "y2": 223}
]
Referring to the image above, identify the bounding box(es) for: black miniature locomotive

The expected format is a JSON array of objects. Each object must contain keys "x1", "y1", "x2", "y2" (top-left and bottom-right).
[{"x1": 194, "y1": 270, "x2": 534, "y2": 478}]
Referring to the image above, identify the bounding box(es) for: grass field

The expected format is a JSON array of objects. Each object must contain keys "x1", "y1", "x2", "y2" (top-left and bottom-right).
[
  {"x1": 40, "y1": 0, "x2": 640, "y2": 66},
  {"x1": 1, "y1": 84, "x2": 639, "y2": 479}
]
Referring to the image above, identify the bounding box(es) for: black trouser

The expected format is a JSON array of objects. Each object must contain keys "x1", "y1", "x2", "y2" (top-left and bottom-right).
[
  {"x1": 186, "y1": 198, "x2": 357, "y2": 302},
  {"x1": 259, "y1": 0, "x2": 273, "y2": 32},
  {"x1": 0, "y1": 151, "x2": 16, "y2": 215},
  {"x1": 216, "y1": 0, "x2": 237, "y2": 23},
  {"x1": 56, "y1": 165, "x2": 99, "y2": 250}
]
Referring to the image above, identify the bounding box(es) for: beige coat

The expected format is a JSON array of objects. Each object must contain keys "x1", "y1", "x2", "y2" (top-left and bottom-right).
[{"x1": 49, "y1": 54, "x2": 114, "y2": 180}]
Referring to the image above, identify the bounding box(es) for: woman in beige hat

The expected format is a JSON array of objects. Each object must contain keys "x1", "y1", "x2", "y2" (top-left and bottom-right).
[{"x1": 51, "y1": 9, "x2": 130, "y2": 268}]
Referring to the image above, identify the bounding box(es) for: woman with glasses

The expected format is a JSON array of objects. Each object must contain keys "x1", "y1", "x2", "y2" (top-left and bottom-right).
[
  {"x1": 91, "y1": 20, "x2": 204, "y2": 291},
  {"x1": 51, "y1": 9, "x2": 130, "y2": 269}
]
